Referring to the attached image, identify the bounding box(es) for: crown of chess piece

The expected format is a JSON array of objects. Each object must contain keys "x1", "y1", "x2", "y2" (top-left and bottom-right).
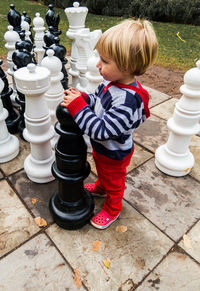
[
  {"x1": 49, "y1": 103, "x2": 94, "y2": 229},
  {"x1": 50, "y1": 37, "x2": 68, "y2": 89},
  {"x1": 7, "y1": 4, "x2": 21, "y2": 34},
  {"x1": 45, "y1": 4, "x2": 61, "y2": 36},
  {"x1": 0, "y1": 77, "x2": 19, "y2": 163},
  {"x1": 0, "y1": 60, "x2": 20, "y2": 134}
]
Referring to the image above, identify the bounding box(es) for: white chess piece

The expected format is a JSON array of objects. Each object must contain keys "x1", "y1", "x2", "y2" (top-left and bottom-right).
[
  {"x1": 65, "y1": 2, "x2": 88, "y2": 87},
  {"x1": 33, "y1": 12, "x2": 45, "y2": 65},
  {"x1": 155, "y1": 60, "x2": 200, "y2": 176},
  {"x1": 21, "y1": 16, "x2": 31, "y2": 41},
  {"x1": 86, "y1": 49, "x2": 103, "y2": 93},
  {"x1": 0, "y1": 78, "x2": 19, "y2": 163},
  {"x1": 41, "y1": 49, "x2": 64, "y2": 148},
  {"x1": 14, "y1": 63, "x2": 55, "y2": 183},
  {"x1": 4, "y1": 25, "x2": 20, "y2": 105}
]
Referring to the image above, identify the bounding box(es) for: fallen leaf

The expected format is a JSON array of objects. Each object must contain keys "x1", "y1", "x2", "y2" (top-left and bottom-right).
[
  {"x1": 103, "y1": 258, "x2": 111, "y2": 269},
  {"x1": 116, "y1": 225, "x2": 128, "y2": 233},
  {"x1": 73, "y1": 268, "x2": 82, "y2": 289},
  {"x1": 183, "y1": 234, "x2": 192, "y2": 249},
  {"x1": 92, "y1": 240, "x2": 101, "y2": 251},
  {"x1": 31, "y1": 197, "x2": 38, "y2": 204},
  {"x1": 34, "y1": 216, "x2": 47, "y2": 227}
]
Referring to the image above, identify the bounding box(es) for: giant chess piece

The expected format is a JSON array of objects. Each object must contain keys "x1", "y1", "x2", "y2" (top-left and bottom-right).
[
  {"x1": 45, "y1": 4, "x2": 61, "y2": 37},
  {"x1": 22, "y1": 11, "x2": 34, "y2": 43},
  {"x1": 7, "y1": 4, "x2": 21, "y2": 34},
  {"x1": 41, "y1": 49, "x2": 64, "y2": 148},
  {"x1": 49, "y1": 103, "x2": 94, "y2": 229},
  {"x1": 4, "y1": 25, "x2": 20, "y2": 105},
  {"x1": 0, "y1": 77, "x2": 19, "y2": 163},
  {"x1": 0, "y1": 60, "x2": 20, "y2": 134},
  {"x1": 65, "y1": 2, "x2": 88, "y2": 87},
  {"x1": 14, "y1": 63, "x2": 55, "y2": 183},
  {"x1": 86, "y1": 49, "x2": 103, "y2": 93},
  {"x1": 33, "y1": 13, "x2": 45, "y2": 65},
  {"x1": 21, "y1": 15, "x2": 31, "y2": 42},
  {"x1": 44, "y1": 26, "x2": 56, "y2": 50},
  {"x1": 155, "y1": 60, "x2": 200, "y2": 176},
  {"x1": 50, "y1": 37, "x2": 68, "y2": 89}
]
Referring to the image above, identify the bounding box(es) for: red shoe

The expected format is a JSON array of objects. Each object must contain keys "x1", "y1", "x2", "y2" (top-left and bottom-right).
[
  {"x1": 90, "y1": 210, "x2": 120, "y2": 229},
  {"x1": 84, "y1": 183, "x2": 106, "y2": 198}
]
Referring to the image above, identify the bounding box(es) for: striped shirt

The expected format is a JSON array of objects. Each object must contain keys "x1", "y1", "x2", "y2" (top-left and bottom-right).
[{"x1": 67, "y1": 80, "x2": 150, "y2": 160}]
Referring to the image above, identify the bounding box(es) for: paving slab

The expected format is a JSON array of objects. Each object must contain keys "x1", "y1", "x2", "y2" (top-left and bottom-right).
[
  {"x1": 125, "y1": 158, "x2": 200, "y2": 242},
  {"x1": 189, "y1": 135, "x2": 200, "y2": 182},
  {"x1": 136, "y1": 251, "x2": 200, "y2": 291},
  {"x1": 0, "y1": 179, "x2": 39, "y2": 258},
  {"x1": 9, "y1": 170, "x2": 58, "y2": 224},
  {"x1": 0, "y1": 233, "x2": 86, "y2": 291},
  {"x1": 46, "y1": 200, "x2": 173, "y2": 291},
  {"x1": 87, "y1": 144, "x2": 153, "y2": 176},
  {"x1": 143, "y1": 85, "x2": 171, "y2": 108},
  {"x1": 179, "y1": 220, "x2": 200, "y2": 263},
  {"x1": 0, "y1": 169, "x2": 4, "y2": 180},
  {"x1": 150, "y1": 98, "x2": 178, "y2": 120},
  {"x1": 0, "y1": 134, "x2": 30, "y2": 176}
]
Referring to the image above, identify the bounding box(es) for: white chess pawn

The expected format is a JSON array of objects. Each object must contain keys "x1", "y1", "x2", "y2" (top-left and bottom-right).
[
  {"x1": 14, "y1": 63, "x2": 55, "y2": 183},
  {"x1": 33, "y1": 12, "x2": 45, "y2": 65},
  {"x1": 65, "y1": 2, "x2": 88, "y2": 87},
  {"x1": 4, "y1": 25, "x2": 20, "y2": 105},
  {"x1": 155, "y1": 60, "x2": 200, "y2": 176},
  {"x1": 21, "y1": 16, "x2": 31, "y2": 41},
  {"x1": 0, "y1": 78, "x2": 19, "y2": 163},
  {"x1": 41, "y1": 49, "x2": 64, "y2": 148}
]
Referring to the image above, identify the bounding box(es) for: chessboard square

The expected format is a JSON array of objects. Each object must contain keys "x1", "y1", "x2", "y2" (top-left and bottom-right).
[
  {"x1": 87, "y1": 144, "x2": 153, "y2": 176},
  {"x1": 0, "y1": 170, "x2": 4, "y2": 180},
  {"x1": 8, "y1": 170, "x2": 57, "y2": 224},
  {"x1": 0, "y1": 179, "x2": 39, "y2": 257},
  {"x1": 189, "y1": 135, "x2": 200, "y2": 182},
  {"x1": 0, "y1": 134, "x2": 30, "y2": 176},
  {"x1": 150, "y1": 98, "x2": 178, "y2": 121},
  {"x1": 47, "y1": 200, "x2": 173, "y2": 291},
  {"x1": 124, "y1": 158, "x2": 200, "y2": 241},
  {"x1": 0, "y1": 233, "x2": 86, "y2": 290},
  {"x1": 143, "y1": 85, "x2": 171, "y2": 108},
  {"x1": 179, "y1": 220, "x2": 200, "y2": 263},
  {"x1": 133, "y1": 114, "x2": 169, "y2": 153},
  {"x1": 136, "y1": 252, "x2": 200, "y2": 291}
]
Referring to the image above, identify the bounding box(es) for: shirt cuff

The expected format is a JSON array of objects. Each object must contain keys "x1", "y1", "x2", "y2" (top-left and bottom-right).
[{"x1": 66, "y1": 95, "x2": 88, "y2": 116}]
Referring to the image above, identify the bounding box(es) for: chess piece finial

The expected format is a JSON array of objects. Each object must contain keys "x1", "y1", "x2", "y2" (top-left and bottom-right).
[
  {"x1": 33, "y1": 12, "x2": 45, "y2": 65},
  {"x1": 8, "y1": 4, "x2": 21, "y2": 33},
  {"x1": 46, "y1": 4, "x2": 61, "y2": 36}
]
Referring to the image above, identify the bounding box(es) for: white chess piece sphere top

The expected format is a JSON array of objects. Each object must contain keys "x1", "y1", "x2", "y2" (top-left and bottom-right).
[
  {"x1": 33, "y1": 12, "x2": 45, "y2": 28},
  {"x1": 4, "y1": 25, "x2": 20, "y2": 43},
  {"x1": 21, "y1": 16, "x2": 30, "y2": 31},
  {"x1": 41, "y1": 49, "x2": 62, "y2": 76},
  {"x1": 183, "y1": 60, "x2": 200, "y2": 90}
]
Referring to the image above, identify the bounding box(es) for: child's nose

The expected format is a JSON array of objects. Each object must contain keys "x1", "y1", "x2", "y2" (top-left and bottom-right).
[{"x1": 96, "y1": 59, "x2": 101, "y2": 68}]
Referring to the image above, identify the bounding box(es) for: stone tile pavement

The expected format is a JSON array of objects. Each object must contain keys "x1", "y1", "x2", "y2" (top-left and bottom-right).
[{"x1": 0, "y1": 85, "x2": 200, "y2": 291}]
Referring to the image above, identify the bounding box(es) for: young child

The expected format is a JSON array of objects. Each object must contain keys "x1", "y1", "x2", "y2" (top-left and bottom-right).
[{"x1": 62, "y1": 19, "x2": 158, "y2": 229}]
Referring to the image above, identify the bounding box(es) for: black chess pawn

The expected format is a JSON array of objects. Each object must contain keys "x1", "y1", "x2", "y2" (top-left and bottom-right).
[
  {"x1": 44, "y1": 26, "x2": 57, "y2": 49},
  {"x1": 12, "y1": 42, "x2": 34, "y2": 139},
  {"x1": 0, "y1": 60, "x2": 20, "y2": 134},
  {"x1": 7, "y1": 4, "x2": 21, "y2": 34},
  {"x1": 49, "y1": 103, "x2": 94, "y2": 230},
  {"x1": 50, "y1": 37, "x2": 68, "y2": 89},
  {"x1": 45, "y1": 4, "x2": 61, "y2": 37}
]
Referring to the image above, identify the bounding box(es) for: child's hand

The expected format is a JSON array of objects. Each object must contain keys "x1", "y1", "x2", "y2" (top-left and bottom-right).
[{"x1": 61, "y1": 88, "x2": 81, "y2": 107}]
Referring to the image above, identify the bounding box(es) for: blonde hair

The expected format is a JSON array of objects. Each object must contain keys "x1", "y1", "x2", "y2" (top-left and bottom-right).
[{"x1": 96, "y1": 19, "x2": 158, "y2": 76}]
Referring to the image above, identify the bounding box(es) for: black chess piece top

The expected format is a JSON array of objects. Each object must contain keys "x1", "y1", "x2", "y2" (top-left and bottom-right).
[
  {"x1": 0, "y1": 60, "x2": 20, "y2": 134},
  {"x1": 12, "y1": 42, "x2": 34, "y2": 70},
  {"x1": 44, "y1": 26, "x2": 57, "y2": 48},
  {"x1": 22, "y1": 11, "x2": 31, "y2": 24},
  {"x1": 18, "y1": 31, "x2": 33, "y2": 52},
  {"x1": 49, "y1": 103, "x2": 94, "y2": 229},
  {"x1": 7, "y1": 4, "x2": 21, "y2": 33},
  {"x1": 45, "y1": 4, "x2": 61, "y2": 36}
]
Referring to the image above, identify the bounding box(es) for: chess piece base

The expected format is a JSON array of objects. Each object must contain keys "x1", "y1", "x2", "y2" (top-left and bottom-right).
[{"x1": 0, "y1": 134, "x2": 19, "y2": 163}]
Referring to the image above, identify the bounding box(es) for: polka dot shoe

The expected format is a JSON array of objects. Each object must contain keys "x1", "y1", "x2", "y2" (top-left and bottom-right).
[
  {"x1": 90, "y1": 210, "x2": 120, "y2": 229},
  {"x1": 84, "y1": 183, "x2": 106, "y2": 198}
]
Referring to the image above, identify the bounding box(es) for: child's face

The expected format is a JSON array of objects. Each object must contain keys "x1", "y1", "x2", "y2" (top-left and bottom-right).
[{"x1": 96, "y1": 53, "x2": 132, "y2": 84}]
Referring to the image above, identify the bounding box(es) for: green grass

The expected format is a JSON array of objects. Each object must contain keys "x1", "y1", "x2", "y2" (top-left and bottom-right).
[{"x1": 0, "y1": 0, "x2": 200, "y2": 71}]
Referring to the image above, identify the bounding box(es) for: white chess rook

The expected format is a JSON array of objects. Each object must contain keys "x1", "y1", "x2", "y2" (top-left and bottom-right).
[
  {"x1": 33, "y1": 13, "x2": 45, "y2": 65},
  {"x1": 65, "y1": 2, "x2": 88, "y2": 87},
  {"x1": 14, "y1": 63, "x2": 55, "y2": 183},
  {"x1": 41, "y1": 49, "x2": 64, "y2": 148},
  {"x1": 155, "y1": 60, "x2": 200, "y2": 176},
  {"x1": 4, "y1": 25, "x2": 20, "y2": 105},
  {"x1": 0, "y1": 78, "x2": 19, "y2": 163}
]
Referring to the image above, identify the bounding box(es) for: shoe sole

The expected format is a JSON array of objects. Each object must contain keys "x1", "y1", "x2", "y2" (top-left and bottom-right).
[{"x1": 90, "y1": 213, "x2": 120, "y2": 230}]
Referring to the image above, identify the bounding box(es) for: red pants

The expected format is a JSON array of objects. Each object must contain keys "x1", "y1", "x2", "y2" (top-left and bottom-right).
[{"x1": 93, "y1": 148, "x2": 134, "y2": 216}]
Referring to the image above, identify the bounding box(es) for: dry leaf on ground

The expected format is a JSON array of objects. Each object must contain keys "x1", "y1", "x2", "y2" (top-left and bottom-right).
[
  {"x1": 34, "y1": 216, "x2": 47, "y2": 227},
  {"x1": 92, "y1": 240, "x2": 101, "y2": 251},
  {"x1": 103, "y1": 258, "x2": 111, "y2": 269},
  {"x1": 73, "y1": 268, "x2": 82, "y2": 289},
  {"x1": 31, "y1": 197, "x2": 39, "y2": 204},
  {"x1": 116, "y1": 225, "x2": 128, "y2": 233}
]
